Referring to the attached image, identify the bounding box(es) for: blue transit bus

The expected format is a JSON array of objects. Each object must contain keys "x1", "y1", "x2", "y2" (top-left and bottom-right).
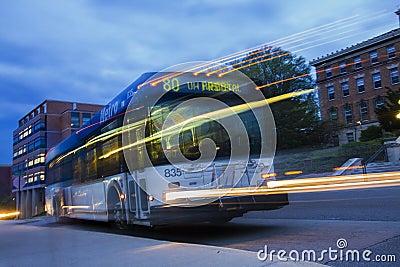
[{"x1": 45, "y1": 68, "x2": 288, "y2": 226}]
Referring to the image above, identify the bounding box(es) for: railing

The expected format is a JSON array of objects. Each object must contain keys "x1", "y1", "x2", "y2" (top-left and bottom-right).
[{"x1": 362, "y1": 140, "x2": 400, "y2": 174}]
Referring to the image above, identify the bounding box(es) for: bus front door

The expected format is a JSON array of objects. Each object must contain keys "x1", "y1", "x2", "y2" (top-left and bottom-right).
[
  {"x1": 128, "y1": 174, "x2": 149, "y2": 220},
  {"x1": 127, "y1": 127, "x2": 149, "y2": 221}
]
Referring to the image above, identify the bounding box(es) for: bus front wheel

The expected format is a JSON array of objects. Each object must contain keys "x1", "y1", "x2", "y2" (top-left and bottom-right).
[{"x1": 107, "y1": 189, "x2": 127, "y2": 229}]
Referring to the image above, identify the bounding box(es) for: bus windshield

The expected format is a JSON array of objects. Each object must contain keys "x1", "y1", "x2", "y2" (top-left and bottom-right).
[{"x1": 146, "y1": 92, "x2": 261, "y2": 166}]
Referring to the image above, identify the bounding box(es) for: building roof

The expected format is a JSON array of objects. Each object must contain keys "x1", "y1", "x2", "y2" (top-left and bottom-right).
[{"x1": 310, "y1": 28, "x2": 400, "y2": 66}]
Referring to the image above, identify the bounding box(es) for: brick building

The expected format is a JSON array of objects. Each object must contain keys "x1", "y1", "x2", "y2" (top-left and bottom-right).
[
  {"x1": 12, "y1": 100, "x2": 103, "y2": 218},
  {"x1": 310, "y1": 14, "x2": 400, "y2": 145}
]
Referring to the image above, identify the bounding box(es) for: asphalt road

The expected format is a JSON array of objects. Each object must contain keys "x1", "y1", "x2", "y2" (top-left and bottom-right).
[
  {"x1": 246, "y1": 186, "x2": 400, "y2": 222},
  {"x1": 14, "y1": 185, "x2": 400, "y2": 266}
]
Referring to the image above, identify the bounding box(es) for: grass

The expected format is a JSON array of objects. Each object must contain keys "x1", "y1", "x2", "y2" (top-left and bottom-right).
[
  {"x1": 274, "y1": 147, "x2": 342, "y2": 177},
  {"x1": 273, "y1": 140, "x2": 384, "y2": 178}
]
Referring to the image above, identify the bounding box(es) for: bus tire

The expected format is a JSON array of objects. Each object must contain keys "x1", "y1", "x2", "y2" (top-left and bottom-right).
[
  {"x1": 52, "y1": 195, "x2": 61, "y2": 216},
  {"x1": 107, "y1": 188, "x2": 127, "y2": 229}
]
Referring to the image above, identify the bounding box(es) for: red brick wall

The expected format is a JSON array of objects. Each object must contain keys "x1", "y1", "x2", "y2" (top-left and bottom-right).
[{"x1": 315, "y1": 38, "x2": 400, "y2": 124}]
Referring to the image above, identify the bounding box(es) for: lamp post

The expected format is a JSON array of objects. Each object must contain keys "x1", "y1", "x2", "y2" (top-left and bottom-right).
[
  {"x1": 14, "y1": 171, "x2": 26, "y2": 219},
  {"x1": 354, "y1": 121, "x2": 362, "y2": 141}
]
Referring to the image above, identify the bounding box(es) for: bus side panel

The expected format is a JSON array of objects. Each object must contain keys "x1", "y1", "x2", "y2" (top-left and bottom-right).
[
  {"x1": 67, "y1": 180, "x2": 108, "y2": 221},
  {"x1": 45, "y1": 184, "x2": 58, "y2": 216},
  {"x1": 92, "y1": 181, "x2": 108, "y2": 221},
  {"x1": 70, "y1": 183, "x2": 95, "y2": 220}
]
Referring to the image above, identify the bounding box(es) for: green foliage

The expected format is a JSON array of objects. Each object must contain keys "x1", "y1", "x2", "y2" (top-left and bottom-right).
[
  {"x1": 376, "y1": 87, "x2": 400, "y2": 132},
  {"x1": 0, "y1": 196, "x2": 15, "y2": 212},
  {"x1": 315, "y1": 120, "x2": 346, "y2": 145},
  {"x1": 339, "y1": 139, "x2": 383, "y2": 160},
  {"x1": 234, "y1": 46, "x2": 319, "y2": 150},
  {"x1": 359, "y1": 125, "x2": 383, "y2": 142}
]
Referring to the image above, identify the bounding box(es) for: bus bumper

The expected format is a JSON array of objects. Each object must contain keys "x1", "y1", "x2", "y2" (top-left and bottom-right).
[{"x1": 148, "y1": 193, "x2": 288, "y2": 225}]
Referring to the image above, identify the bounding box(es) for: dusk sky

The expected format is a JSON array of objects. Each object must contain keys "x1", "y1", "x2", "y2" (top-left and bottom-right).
[{"x1": 0, "y1": 1, "x2": 398, "y2": 164}]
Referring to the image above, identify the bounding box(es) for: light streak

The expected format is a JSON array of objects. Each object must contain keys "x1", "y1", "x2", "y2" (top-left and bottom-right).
[
  {"x1": 62, "y1": 205, "x2": 91, "y2": 210},
  {"x1": 164, "y1": 171, "x2": 400, "y2": 202},
  {"x1": 132, "y1": 243, "x2": 179, "y2": 253},
  {"x1": 50, "y1": 87, "x2": 314, "y2": 166},
  {"x1": 49, "y1": 106, "x2": 145, "y2": 167},
  {"x1": 198, "y1": 10, "x2": 388, "y2": 76},
  {"x1": 98, "y1": 88, "x2": 316, "y2": 159},
  {"x1": 136, "y1": 11, "x2": 388, "y2": 86},
  {"x1": 332, "y1": 165, "x2": 364, "y2": 171},
  {"x1": 255, "y1": 47, "x2": 398, "y2": 90},
  {"x1": 139, "y1": 21, "x2": 344, "y2": 84},
  {"x1": 261, "y1": 173, "x2": 276, "y2": 179},
  {"x1": 0, "y1": 211, "x2": 20, "y2": 219},
  {"x1": 195, "y1": 14, "x2": 363, "y2": 75},
  {"x1": 284, "y1": 170, "x2": 303, "y2": 176},
  {"x1": 207, "y1": 26, "x2": 358, "y2": 76},
  {"x1": 219, "y1": 32, "x2": 361, "y2": 78},
  {"x1": 136, "y1": 13, "x2": 371, "y2": 88}
]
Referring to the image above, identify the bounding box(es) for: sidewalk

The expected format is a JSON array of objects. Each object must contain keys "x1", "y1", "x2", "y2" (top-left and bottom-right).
[{"x1": 0, "y1": 218, "x2": 326, "y2": 267}]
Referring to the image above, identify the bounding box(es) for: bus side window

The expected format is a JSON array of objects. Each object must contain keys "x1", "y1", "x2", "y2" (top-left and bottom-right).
[
  {"x1": 60, "y1": 154, "x2": 73, "y2": 182},
  {"x1": 179, "y1": 130, "x2": 199, "y2": 160},
  {"x1": 85, "y1": 146, "x2": 97, "y2": 182},
  {"x1": 99, "y1": 136, "x2": 120, "y2": 177},
  {"x1": 47, "y1": 161, "x2": 59, "y2": 185}
]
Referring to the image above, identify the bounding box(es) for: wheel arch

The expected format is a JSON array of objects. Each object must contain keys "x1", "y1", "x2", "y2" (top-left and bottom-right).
[{"x1": 106, "y1": 181, "x2": 125, "y2": 221}]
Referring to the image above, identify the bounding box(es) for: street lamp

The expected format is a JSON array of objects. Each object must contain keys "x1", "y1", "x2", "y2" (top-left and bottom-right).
[{"x1": 354, "y1": 121, "x2": 362, "y2": 141}]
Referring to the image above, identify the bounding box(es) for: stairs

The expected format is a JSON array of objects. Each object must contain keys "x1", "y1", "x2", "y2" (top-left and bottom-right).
[{"x1": 365, "y1": 161, "x2": 400, "y2": 174}]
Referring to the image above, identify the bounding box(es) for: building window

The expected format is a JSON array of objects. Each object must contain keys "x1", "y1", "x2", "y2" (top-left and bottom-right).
[
  {"x1": 329, "y1": 107, "x2": 338, "y2": 121},
  {"x1": 34, "y1": 137, "x2": 46, "y2": 150},
  {"x1": 328, "y1": 86, "x2": 335, "y2": 101},
  {"x1": 341, "y1": 82, "x2": 349, "y2": 97},
  {"x1": 372, "y1": 72, "x2": 381, "y2": 89},
  {"x1": 356, "y1": 78, "x2": 365, "y2": 93},
  {"x1": 359, "y1": 100, "x2": 369, "y2": 120},
  {"x1": 325, "y1": 66, "x2": 332, "y2": 78},
  {"x1": 354, "y1": 57, "x2": 361, "y2": 70},
  {"x1": 370, "y1": 51, "x2": 378, "y2": 65},
  {"x1": 344, "y1": 104, "x2": 353, "y2": 124},
  {"x1": 82, "y1": 113, "x2": 91, "y2": 126},
  {"x1": 390, "y1": 68, "x2": 399, "y2": 85},
  {"x1": 346, "y1": 132, "x2": 355, "y2": 142},
  {"x1": 375, "y1": 96, "x2": 385, "y2": 109},
  {"x1": 387, "y1": 45, "x2": 396, "y2": 59},
  {"x1": 71, "y1": 112, "x2": 80, "y2": 128},
  {"x1": 340, "y1": 62, "x2": 347, "y2": 74}
]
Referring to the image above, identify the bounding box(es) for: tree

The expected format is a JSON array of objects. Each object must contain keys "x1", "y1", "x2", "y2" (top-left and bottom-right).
[
  {"x1": 359, "y1": 125, "x2": 382, "y2": 142},
  {"x1": 232, "y1": 46, "x2": 319, "y2": 150},
  {"x1": 376, "y1": 87, "x2": 400, "y2": 132},
  {"x1": 315, "y1": 120, "x2": 346, "y2": 145}
]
